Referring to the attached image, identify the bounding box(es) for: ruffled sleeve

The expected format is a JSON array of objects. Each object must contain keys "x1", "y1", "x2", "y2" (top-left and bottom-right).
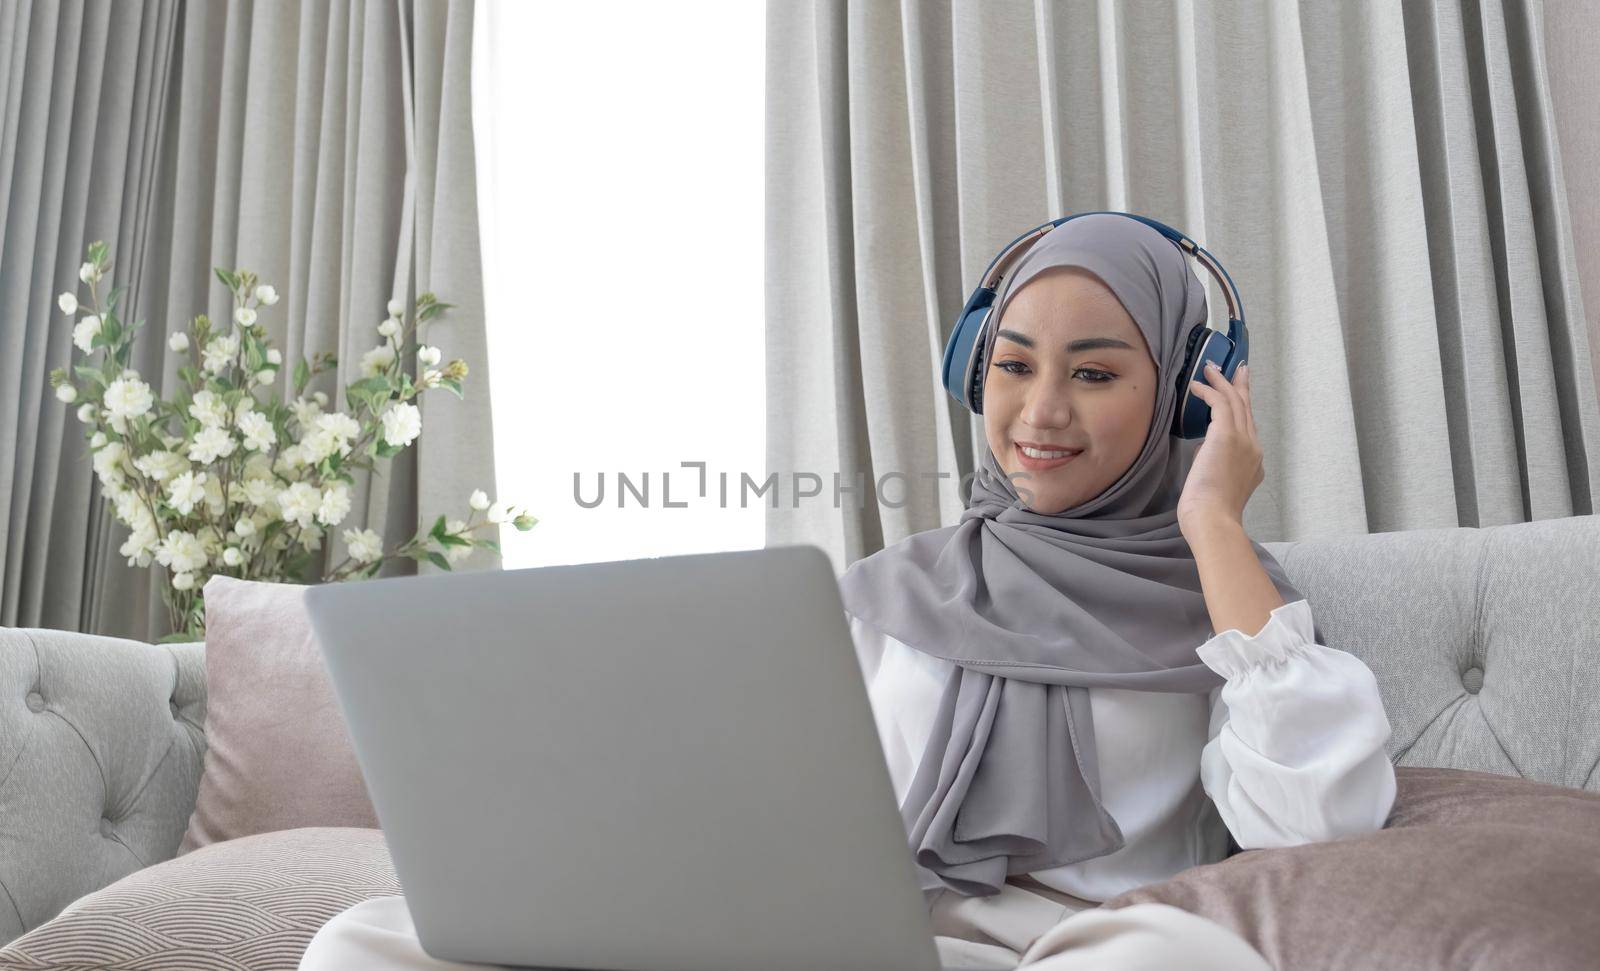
[{"x1": 1197, "y1": 598, "x2": 1398, "y2": 849}]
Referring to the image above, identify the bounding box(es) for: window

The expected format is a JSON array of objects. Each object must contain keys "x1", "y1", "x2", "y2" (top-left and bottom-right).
[{"x1": 472, "y1": 1, "x2": 765, "y2": 569}]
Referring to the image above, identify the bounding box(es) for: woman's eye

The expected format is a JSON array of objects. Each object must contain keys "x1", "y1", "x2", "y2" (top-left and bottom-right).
[{"x1": 993, "y1": 361, "x2": 1114, "y2": 383}]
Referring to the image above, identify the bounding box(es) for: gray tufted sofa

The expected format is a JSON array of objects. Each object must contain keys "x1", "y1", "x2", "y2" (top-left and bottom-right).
[{"x1": 1, "y1": 514, "x2": 1598, "y2": 947}]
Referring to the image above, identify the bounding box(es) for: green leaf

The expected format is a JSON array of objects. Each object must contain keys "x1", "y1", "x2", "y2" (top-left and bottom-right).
[
  {"x1": 440, "y1": 377, "x2": 463, "y2": 399},
  {"x1": 417, "y1": 300, "x2": 455, "y2": 323},
  {"x1": 294, "y1": 358, "x2": 310, "y2": 394},
  {"x1": 213, "y1": 268, "x2": 240, "y2": 291},
  {"x1": 428, "y1": 514, "x2": 448, "y2": 543},
  {"x1": 373, "y1": 438, "x2": 404, "y2": 459},
  {"x1": 437, "y1": 532, "x2": 471, "y2": 548},
  {"x1": 424, "y1": 550, "x2": 452, "y2": 571},
  {"x1": 476, "y1": 537, "x2": 502, "y2": 555},
  {"x1": 156, "y1": 631, "x2": 202, "y2": 644}
]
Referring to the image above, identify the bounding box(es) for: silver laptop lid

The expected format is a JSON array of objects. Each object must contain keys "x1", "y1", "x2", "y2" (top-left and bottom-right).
[{"x1": 304, "y1": 543, "x2": 941, "y2": 971}]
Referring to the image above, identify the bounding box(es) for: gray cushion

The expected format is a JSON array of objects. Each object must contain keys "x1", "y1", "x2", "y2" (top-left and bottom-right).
[
  {"x1": 0, "y1": 628, "x2": 205, "y2": 943},
  {"x1": 0, "y1": 827, "x2": 398, "y2": 971},
  {"x1": 1262, "y1": 513, "x2": 1600, "y2": 791}
]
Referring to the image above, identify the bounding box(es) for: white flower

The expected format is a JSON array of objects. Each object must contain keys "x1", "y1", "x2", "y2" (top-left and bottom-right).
[
  {"x1": 290, "y1": 396, "x2": 322, "y2": 427},
  {"x1": 90, "y1": 431, "x2": 108, "y2": 449},
  {"x1": 202, "y1": 475, "x2": 226, "y2": 517},
  {"x1": 444, "y1": 519, "x2": 473, "y2": 564},
  {"x1": 92, "y1": 441, "x2": 126, "y2": 484},
  {"x1": 266, "y1": 348, "x2": 282, "y2": 365},
  {"x1": 387, "y1": 298, "x2": 405, "y2": 318},
  {"x1": 170, "y1": 571, "x2": 196, "y2": 591},
  {"x1": 76, "y1": 402, "x2": 96, "y2": 423},
  {"x1": 237, "y1": 411, "x2": 276, "y2": 452},
  {"x1": 166, "y1": 470, "x2": 208, "y2": 516},
  {"x1": 234, "y1": 517, "x2": 257, "y2": 538},
  {"x1": 360, "y1": 343, "x2": 396, "y2": 378},
  {"x1": 72, "y1": 314, "x2": 102, "y2": 353},
  {"x1": 222, "y1": 546, "x2": 244, "y2": 567},
  {"x1": 276, "y1": 482, "x2": 321, "y2": 529},
  {"x1": 317, "y1": 483, "x2": 352, "y2": 526},
  {"x1": 119, "y1": 524, "x2": 159, "y2": 568},
  {"x1": 379, "y1": 402, "x2": 422, "y2": 448},
  {"x1": 168, "y1": 331, "x2": 190, "y2": 352},
  {"x1": 344, "y1": 527, "x2": 384, "y2": 564},
  {"x1": 234, "y1": 306, "x2": 257, "y2": 328},
  {"x1": 188, "y1": 426, "x2": 237, "y2": 464},
  {"x1": 58, "y1": 292, "x2": 79, "y2": 315},
  {"x1": 377, "y1": 318, "x2": 401, "y2": 339},
  {"x1": 416, "y1": 344, "x2": 442, "y2": 368},
  {"x1": 55, "y1": 384, "x2": 77, "y2": 403},
  {"x1": 419, "y1": 368, "x2": 442, "y2": 389},
  {"x1": 469, "y1": 489, "x2": 490, "y2": 511},
  {"x1": 256, "y1": 284, "x2": 279, "y2": 305},
  {"x1": 78, "y1": 262, "x2": 97, "y2": 284},
  {"x1": 486, "y1": 500, "x2": 509, "y2": 523},
  {"x1": 312, "y1": 390, "x2": 328, "y2": 407},
  {"x1": 103, "y1": 376, "x2": 154, "y2": 421},
  {"x1": 255, "y1": 369, "x2": 275, "y2": 386},
  {"x1": 188, "y1": 389, "x2": 229, "y2": 428},
  {"x1": 202, "y1": 334, "x2": 239, "y2": 375},
  {"x1": 314, "y1": 412, "x2": 360, "y2": 452},
  {"x1": 133, "y1": 450, "x2": 188, "y2": 482},
  {"x1": 242, "y1": 478, "x2": 279, "y2": 509}
]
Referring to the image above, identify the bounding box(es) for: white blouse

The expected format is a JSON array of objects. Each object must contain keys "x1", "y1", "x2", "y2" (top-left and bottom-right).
[{"x1": 847, "y1": 598, "x2": 1398, "y2": 902}]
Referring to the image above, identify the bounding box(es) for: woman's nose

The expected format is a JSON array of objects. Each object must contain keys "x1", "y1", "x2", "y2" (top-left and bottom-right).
[{"x1": 1021, "y1": 386, "x2": 1074, "y2": 429}]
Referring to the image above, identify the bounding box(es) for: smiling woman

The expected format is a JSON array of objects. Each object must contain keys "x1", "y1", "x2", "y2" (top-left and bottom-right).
[{"x1": 984, "y1": 266, "x2": 1159, "y2": 516}]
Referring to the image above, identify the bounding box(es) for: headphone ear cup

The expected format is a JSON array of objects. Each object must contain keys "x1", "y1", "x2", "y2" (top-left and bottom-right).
[
  {"x1": 1172, "y1": 327, "x2": 1234, "y2": 438},
  {"x1": 942, "y1": 298, "x2": 996, "y2": 414}
]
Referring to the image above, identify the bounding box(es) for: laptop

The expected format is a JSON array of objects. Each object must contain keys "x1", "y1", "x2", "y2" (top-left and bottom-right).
[{"x1": 304, "y1": 543, "x2": 943, "y2": 971}]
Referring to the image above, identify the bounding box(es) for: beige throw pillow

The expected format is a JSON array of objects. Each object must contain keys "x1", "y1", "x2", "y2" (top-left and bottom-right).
[
  {"x1": 1101, "y1": 766, "x2": 1600, "y2": 969},
  {"x1": 179, "y1": 575, "x2": 378, "y2": 852}
]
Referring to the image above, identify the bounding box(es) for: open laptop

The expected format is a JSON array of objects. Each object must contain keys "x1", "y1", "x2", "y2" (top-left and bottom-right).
[{"x1": 303, "y1": 544, "x2": 943, "y2": 971}]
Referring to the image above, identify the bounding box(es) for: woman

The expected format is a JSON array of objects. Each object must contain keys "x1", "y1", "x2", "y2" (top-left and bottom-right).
[{"x1": 301, "y1": 215, "x2": 1397, "y2": 969}]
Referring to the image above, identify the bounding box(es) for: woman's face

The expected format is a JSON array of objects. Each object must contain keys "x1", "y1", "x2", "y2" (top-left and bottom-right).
[{"x1": 982, "y1": 266, "x2": 1159, "y2": 515}]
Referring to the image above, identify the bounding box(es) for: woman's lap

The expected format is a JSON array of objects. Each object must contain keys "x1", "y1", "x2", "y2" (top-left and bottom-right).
[{"x1": 299, "y1": 880, "x2": 1271, "y2": 971}]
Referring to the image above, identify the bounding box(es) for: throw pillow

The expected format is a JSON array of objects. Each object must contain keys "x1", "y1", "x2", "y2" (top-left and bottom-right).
[
  {"x1": 0, "y1": 828, "x2": 398, "y2": 971},
  {"x1": 180, "y1": 575, "x2": 378, "y2": 851},
  {"x1": 1101, "y1": 765, "x2": 1600, "y2": 969}
]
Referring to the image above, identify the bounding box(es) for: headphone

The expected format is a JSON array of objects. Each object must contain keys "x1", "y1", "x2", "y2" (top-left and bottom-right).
[{"x1": 939, "y1": 210, "x2": 1248, "y2": 440}]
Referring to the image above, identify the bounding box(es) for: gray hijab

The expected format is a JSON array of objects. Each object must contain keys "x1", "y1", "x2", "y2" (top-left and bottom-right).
[{"x1": 836, "y1": 213, "x2": 1305, "y2": 897}]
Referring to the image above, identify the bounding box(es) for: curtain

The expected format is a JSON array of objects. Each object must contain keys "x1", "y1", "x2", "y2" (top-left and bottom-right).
[
  {"x1": 765, "y1": 0, "x2": 1600, "y2": 575},
  {"x1": 0, "y1": 0, "x2": 496, "y2": 639}
]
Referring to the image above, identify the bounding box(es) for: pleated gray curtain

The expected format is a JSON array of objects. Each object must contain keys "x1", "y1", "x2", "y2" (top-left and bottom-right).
[
  {"x1": 0, "y1": 0, "x2": 496, "y2": 639},
  {"x1": 766, "y1": 0, "x2": 1600, "y2": 575}
]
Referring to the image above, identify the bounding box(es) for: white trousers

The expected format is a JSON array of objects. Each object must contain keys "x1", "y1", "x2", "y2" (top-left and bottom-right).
[{"x1": 299, "y1": 873, "x2": 1271, "y2": 971}]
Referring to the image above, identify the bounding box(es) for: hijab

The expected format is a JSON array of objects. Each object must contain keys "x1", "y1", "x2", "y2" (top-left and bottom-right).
[{"x1": 836, "y1": 213, "x2": 1304, "y2": 897}]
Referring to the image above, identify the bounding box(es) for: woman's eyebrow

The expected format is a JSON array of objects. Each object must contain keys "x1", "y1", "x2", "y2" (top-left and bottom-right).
[{"x1": 995, "y1": 329, "x2": 1135, "y2": 354}]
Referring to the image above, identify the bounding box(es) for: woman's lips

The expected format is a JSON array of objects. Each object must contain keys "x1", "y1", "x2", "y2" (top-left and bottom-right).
[{"x1": 1015, "y1": 443, "x2": 1082, "y2": 471}]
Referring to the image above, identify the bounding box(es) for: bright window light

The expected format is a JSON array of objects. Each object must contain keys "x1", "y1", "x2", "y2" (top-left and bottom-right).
[{"x1": 472, "y1": 1, "x2": 765, "y2": 569}]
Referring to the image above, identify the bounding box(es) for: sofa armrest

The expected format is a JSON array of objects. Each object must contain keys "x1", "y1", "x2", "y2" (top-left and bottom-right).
[{"x1": 0, "y1": 627, "x2": 206, "y2": 944}]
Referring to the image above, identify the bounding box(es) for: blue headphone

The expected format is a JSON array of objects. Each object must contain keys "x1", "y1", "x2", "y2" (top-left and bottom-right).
[{"x1": 939, "y1": 210, "x2": 1248, "y2": 439}]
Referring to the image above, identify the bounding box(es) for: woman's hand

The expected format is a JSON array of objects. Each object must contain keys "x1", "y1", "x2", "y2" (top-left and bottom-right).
[{"x1": 1176, "y1": 361, "x2": 1262, "y2": 538}]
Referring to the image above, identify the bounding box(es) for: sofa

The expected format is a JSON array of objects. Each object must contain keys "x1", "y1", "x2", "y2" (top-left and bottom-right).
[{"x1": 2, "y1": 514, "x2": 1598, "y2": 963}]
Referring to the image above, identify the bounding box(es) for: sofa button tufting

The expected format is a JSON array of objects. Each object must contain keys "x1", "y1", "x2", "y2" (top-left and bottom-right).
[
  {"x1": 99, "y1": 817, "x2": 114, "y2": 838},
  {"x1": 1462, "y1": 666, "x2": 1484, "y2": 694},
  {"x1": 25, "y1": 691, "x2": 45, "y2": 712}
]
